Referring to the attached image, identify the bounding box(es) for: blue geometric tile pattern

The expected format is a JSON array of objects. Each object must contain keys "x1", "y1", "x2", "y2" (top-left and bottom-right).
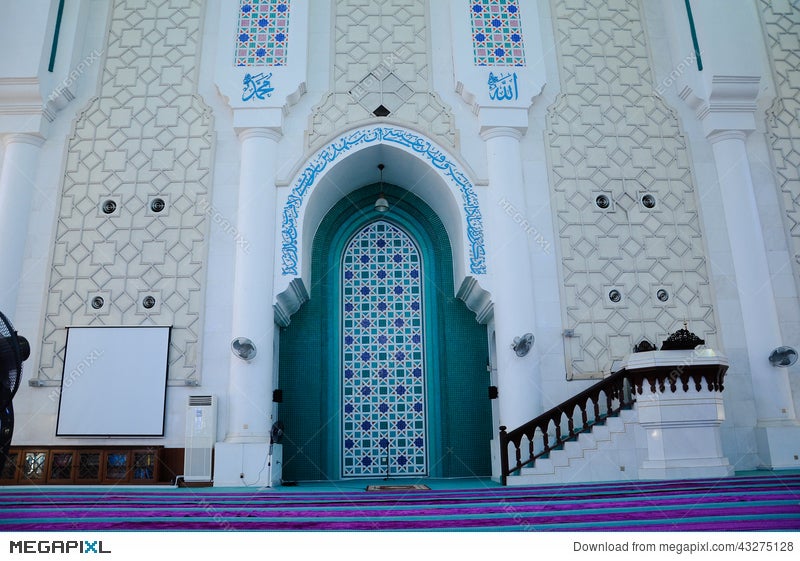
[
  {"x1": 471, "y1": 0, "x2": 526, "y2": 66},
  {"x1": 280, "y1": 126, "x2": 486, "y2": 277},
  {"x1": 341, "y1": 221, "x2": 427, "y2": 478},
  {"x1": 235, "y1": 0, "x2": 290, "y2": 67}
]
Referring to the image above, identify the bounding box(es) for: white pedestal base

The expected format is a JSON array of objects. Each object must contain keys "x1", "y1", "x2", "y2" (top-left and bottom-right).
[
  {"x1": 637, "y1": 389, "x2": 733, "y2": 480},
  {"x1": 755, "y1": 426, "x2": 800, "y2": 470},
  {"x1": 213, "y1": 441, "x2": 280, "y2": 487},
  {"x1": 490, "y1": 438, "x2": 502, "y2": 483},
  {"x1": 639, "y1": 458, "x2": 734, "y2": 480}
]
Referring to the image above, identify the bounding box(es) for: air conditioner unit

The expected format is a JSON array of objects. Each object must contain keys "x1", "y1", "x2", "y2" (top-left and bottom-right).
[{"x1": 184, "y1": 395, "x2": 217, "y2": 482}]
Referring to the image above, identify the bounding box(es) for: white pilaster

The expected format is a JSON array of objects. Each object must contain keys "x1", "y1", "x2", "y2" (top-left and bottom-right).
[
  {"x1": 211, "y1": 0, "x2": 308, "y2": 488},
  {"x1": 0, "y1": 133, "x2": 44, "y2": 317},
  {"x1": 482, "y1": 125, "x2": 541, "y2": 430},
  {"x1": 226, "y1": 127, "x2": 281, "y2": 443},
  {"x1": 663, "y1": 0, "x2": 800, "y2": 470},
  {"x1": 707, "y1": 130, "x2": 799, "y2": 468},
  {"x1": 215, "y1": 127, "x2": 281, "y2": 487}
]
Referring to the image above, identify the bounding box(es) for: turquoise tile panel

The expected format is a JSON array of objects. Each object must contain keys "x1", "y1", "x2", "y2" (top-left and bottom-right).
[
  {"x1": 471, "y1": 0, "x2": 526, "y2": 66},
  {"x1": 235, "y1": 0, "x2": 290, "y2": 67},
  {"x1": 342, "y1": 221, "x2": 427, "y2": 477}
]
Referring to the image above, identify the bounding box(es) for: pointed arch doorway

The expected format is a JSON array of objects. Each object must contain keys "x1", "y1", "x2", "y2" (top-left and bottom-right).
[{"x1": 278, "y1": 184, "x2": 492, "y2": 481}]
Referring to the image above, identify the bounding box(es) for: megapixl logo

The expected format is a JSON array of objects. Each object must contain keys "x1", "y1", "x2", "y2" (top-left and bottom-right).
[{"x1": 9, "y1": 540, "x2": 111, "y2": 554}]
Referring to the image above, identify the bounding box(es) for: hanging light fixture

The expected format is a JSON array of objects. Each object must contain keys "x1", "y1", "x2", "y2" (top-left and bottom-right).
[{"x1": 375, "y1": 164, "x2": 389, "y2": 212}]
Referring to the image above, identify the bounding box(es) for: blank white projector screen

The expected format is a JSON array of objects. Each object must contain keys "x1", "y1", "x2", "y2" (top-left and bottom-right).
[{"x1": 56, "y1": 326, "x2": 171, "y2": 436}]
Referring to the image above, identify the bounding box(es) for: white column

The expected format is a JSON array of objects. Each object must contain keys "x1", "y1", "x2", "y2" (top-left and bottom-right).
[
  {"x1": 709, "y1": 131, "x2": 796, "y2": 423},
  {"x1": 482, "y1": 126, "x2": 541, "y2": 430},
  {"x1": 708, "y1": 130, "x2": 799, "y2": 467},
  {"x1": 215, "y1": 127, "x2": 280, "y2": 486},
  {"x1": 226, "y1": 127, "x2": 281, "y2": 442},
  {"x1": 0, "y1": 133, "x2": 44, "y2": 317}
]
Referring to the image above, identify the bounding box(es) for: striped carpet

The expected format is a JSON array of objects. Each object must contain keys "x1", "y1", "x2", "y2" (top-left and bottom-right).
[{"x1": 1, "y1": 474, "x2": 799, "y2": 531}]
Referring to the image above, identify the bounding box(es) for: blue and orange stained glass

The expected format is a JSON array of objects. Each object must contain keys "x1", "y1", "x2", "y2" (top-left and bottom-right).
[
  {"x1": 235, "y1": 0, "x2": 290, "y2": 67},
  {"x1": 341, "y1": 221, "x2": 427, "y2": 478},
  {"x1": 471, "y1": 0, "x2": 526, "y2": 66}
]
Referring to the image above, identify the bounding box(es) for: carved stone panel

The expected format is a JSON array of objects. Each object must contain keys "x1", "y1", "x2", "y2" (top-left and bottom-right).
[
  {"x1": 546, "y1": 0, "x2": 717, "y2": 379},
  {"x1": 759, "y1": 0, "x2": 800, "y2": 292},
  {"x1": 37, "y1": 0, "x2": 213, "y2": 385},
  {"x1": 307, "y1": 0, "x2": 456, "y2": 149}
]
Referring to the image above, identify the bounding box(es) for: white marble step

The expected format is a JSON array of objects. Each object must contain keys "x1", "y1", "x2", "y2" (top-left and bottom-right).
[{"x1": 507, "y1": 408, "x2": 640, "y2": 485}]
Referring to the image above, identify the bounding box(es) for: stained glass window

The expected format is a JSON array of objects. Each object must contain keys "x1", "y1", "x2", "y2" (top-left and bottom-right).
[
  {"x1": 471, "y1": 0, "x2": 526, "y2": 66},
  {"x1": 22, "y1": 452, "x2": 46, "y2": 480},
  {"x1": 78, "y1": 452, "x2": 100, "y2": 480},
  {"x1": 0, "y1": 451, "x2": 18, "y2": 480},
  {"x1": 341, "y1": 221, "x2": 427, "y2": 478},
  {"x1": 105, "y1": 452, "x2": 128, "y2": 480},
  {"x1": 49, "y1": 452, "x2": 74, "y2": 480},
  {"x1": 132, "y1": 451, "x2": 155, "y2": 481},
  {"x1": 235, "y1": 0, "x2": 290, "y2": 67}
]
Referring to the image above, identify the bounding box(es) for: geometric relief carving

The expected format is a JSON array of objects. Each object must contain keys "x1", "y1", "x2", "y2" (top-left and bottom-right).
[
  {"x1": 307, "y1": 0, "x2": 457, "y2": 150},
  {"x1": 759, "y1": 1, "x2": 800, "y2": 291},
  {"x1": 36, "y1": 0, "x2": 213, "y2": 385},
  {"x1": 546, "y1": 0, "x2": 717, "y2": 379}
]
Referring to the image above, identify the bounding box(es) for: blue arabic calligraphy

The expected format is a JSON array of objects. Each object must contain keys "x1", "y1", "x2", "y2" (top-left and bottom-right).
[
  {"x1": 280, "y1": 127, "x2": 487, "y2": 276},
  {"x1": 488, "y1": 71, "x2": 518, "y2": 101},
  {"x1": 242, "y1": 72, "x2": 274, "y2": 101}
]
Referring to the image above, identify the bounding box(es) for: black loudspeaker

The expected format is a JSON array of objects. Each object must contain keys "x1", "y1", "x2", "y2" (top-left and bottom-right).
[
  {"x1": 272, "y1": 389, "x2": 283, "y2": 403},
  {"x1": 488, "y1": 386, "x2": 498, "y2": 400}
]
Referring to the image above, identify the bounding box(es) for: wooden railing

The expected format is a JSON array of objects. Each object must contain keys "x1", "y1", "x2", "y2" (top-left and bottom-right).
[{"x1": 498, "y1": 363, "x2": 727, "y2": 485}]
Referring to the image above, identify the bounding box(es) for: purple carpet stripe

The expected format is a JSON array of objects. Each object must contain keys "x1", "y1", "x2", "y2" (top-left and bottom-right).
[
  {"x1": 3, "y1": 494, "x2": 798, "y2": 519},
  {"x1": 1, "y1": 474, "x2": 799, "y2": 531}
]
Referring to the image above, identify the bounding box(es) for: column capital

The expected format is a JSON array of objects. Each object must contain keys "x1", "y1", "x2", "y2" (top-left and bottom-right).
[
  {"x1": 680, "y1": 75, "x2": 761, "y2": 139},
  {"x1": 236, "y1": 126, "x2": 282, "y2": 143},
  {"x1": 706, "y1": 129, "x2": 747, "y2": 145},
  {"x1": 479, "y1": 125, "x2": 525, "y2": 142},
  {"x1": 2, "y1": 132, "x2": 46, "y2": 148},
  {"x1": 477, "y1": 106, "x2": 529, "y2": 139},
  {"x1": 232, "y1": 106, "x2": 284, "y2": 138}
]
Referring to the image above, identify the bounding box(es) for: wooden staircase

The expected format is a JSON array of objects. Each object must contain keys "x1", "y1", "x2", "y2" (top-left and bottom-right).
[
  {"x1": 499, "y1": 362, "x2": 726, "y2": 485},
  {"x1": 505, "y1": 407, "x2": 641, "y2": 485}
]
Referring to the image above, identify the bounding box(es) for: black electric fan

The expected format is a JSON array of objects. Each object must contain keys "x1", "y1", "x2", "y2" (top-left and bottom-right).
[{"x1": 0, "y1": 311, "x2": 30, "y2": 475}]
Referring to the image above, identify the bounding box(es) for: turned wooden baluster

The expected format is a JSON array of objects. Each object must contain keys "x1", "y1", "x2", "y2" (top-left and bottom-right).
[
  {"x1": 568, "y1": 409, "x2": 576, "y2": 437},
  {"x1": 528, "y1": 430, "x2": 535, "y2": 462},
  {"x1": 554, "y1": 415, "x2": 563, "y2": 446},
  {"x1": 541, "y1": 427, "x2": 550, "y2": 455},
  {"x1": 499, "y1": 426, "x2": 510, "y2": 485}
]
